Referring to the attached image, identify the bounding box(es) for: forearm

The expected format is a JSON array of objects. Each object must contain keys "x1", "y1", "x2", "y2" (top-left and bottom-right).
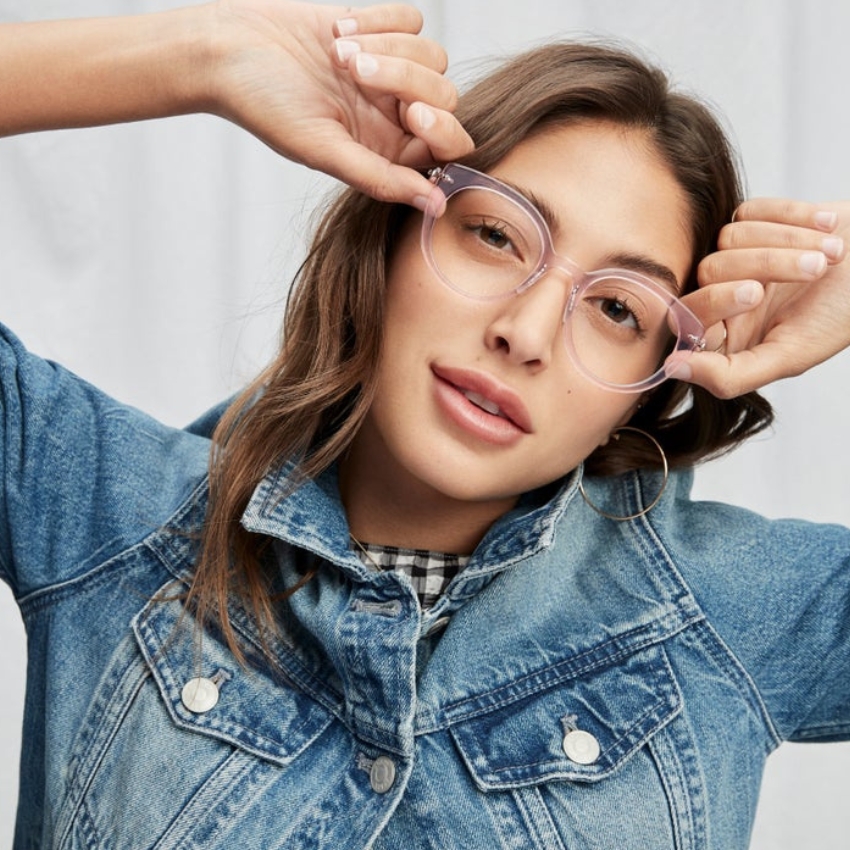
[{"x1": 0, "y1": 6, "x2": 214, "y2": 136}]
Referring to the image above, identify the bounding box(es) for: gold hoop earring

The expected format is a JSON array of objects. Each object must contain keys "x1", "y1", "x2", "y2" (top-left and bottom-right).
[{"x1": 579, "y1": 426, "x2": 669, "y2": 522}]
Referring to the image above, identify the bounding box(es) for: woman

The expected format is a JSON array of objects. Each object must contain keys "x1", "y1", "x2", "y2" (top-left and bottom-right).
[{"x1": 2, "y1": 2, "x2": 849, "y2": 848}]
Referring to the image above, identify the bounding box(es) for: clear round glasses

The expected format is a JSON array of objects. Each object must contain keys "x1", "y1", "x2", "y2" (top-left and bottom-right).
[{"x1": 420, "y1": 163, "x2": 708, "y2": 393}]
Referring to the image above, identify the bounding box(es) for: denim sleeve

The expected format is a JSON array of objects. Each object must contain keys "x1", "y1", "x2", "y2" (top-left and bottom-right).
[
  {"x1": 0, "y1": 322, "x2": 210, "y2": 599},
  {"x1": 662, "y1": 479, "x2": 850, "y2": 744}
]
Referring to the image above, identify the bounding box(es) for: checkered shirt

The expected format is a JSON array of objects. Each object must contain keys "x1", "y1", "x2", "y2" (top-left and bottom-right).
[{"x1": 353, "y1": 543, "x2": 470, "y2": 611}]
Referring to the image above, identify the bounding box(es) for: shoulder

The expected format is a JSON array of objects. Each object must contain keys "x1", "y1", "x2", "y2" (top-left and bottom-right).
[
  {"x1": 646, "y1": 469, "x2": 850, "y2": 741},
  {"x1": 0, "y1": 322, "x2": 212, "y2": 597}
]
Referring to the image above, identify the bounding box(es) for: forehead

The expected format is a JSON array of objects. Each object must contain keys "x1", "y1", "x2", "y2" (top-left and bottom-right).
[{"x1": 487, "y1": 121, "x2": 694, "y2": 286}]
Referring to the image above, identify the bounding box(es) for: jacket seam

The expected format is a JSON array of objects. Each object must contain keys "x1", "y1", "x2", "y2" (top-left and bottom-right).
[
  {"x1": 17, "y1": 536, "x2": 152, "y2": 614},
  {"x1": 636, "y1": 509, "x2": 783, "y2": 750},
  {"x1": 436, "y1": 611, "x2": 700, "y2": 727}
]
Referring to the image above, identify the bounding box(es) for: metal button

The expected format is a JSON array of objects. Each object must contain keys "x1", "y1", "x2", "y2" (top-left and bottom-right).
[
  {"x1": 426, "y1": 616, "x2": 451, "y2": 636},
  {"x1": 562, "y1": 729, "x2": 601, "y2": 765},
  {"x1": 181, "y1": 677, "x2": 220, "y2": 714},
  {"x1": 370, "y1": 756, "x2": 396, "y2": 794}
]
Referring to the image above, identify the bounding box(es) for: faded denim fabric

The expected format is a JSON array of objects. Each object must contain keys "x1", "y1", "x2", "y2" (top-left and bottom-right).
[{"x1": 2, "y1": 321, "x2": 850, "y2": 850}]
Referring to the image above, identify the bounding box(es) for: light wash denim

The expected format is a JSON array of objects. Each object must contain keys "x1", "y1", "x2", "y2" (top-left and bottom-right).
[{"x1": 2, "y1": 321, "x2": 849, "y2": 849}]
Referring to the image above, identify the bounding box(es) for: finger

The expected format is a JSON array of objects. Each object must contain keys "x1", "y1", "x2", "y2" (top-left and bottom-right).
[
  {"x1": 681, "y1": 279, "x2": 764, "y2": 330},
  {"x1": 698, "y1": 246, "x2": 830, "y2": 287},
  {"x1": 350, "y1": 52, "x2": 458, "y2": 112},
  {"x1": 401, "y1": 102, "x2": 474, "y2": 164},
  {"x1": 733, "y1": 198, "x2": 839, "y2": 232},
  {"x1": 333, "y1": 33, "x2": 447, "y2": 74},
  {"x1": 333, "y1": 4, "x2": 423, "y2": 38},
  {"x1": 311, "y1": 134, "x2": 439, "y2": 208},
  {"x1": 676, "y1": 343, "x2": 809, "y2": 399},
  {"x1": 717, "y1": 220, "x2": 845, "y2": 262}
]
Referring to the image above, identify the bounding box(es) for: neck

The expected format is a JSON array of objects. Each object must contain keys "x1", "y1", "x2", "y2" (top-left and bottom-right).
[{"x1": 338, "y1": 456, "x2": 517, "y2": 556}]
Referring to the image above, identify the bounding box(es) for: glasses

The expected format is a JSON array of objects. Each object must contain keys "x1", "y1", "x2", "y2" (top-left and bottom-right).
[{"x1": 420, "y1": 163, "x2": 707, "y2": 393}]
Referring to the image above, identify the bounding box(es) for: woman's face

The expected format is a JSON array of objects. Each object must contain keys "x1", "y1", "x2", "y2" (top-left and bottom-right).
[{"x1": 343, "y1": 121, "x2": 693, "y2": 545}]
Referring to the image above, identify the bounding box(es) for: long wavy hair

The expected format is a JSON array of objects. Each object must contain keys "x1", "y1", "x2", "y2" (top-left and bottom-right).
[{"x1": 188, "y1": 41, "x2": 773, "y2": 655}]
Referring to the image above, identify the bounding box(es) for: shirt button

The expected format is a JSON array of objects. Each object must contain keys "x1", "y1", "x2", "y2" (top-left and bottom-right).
[
  {"x1": 370, "y1": 756, "x2": 397, "y2": 794},
  {"x1": 563, "y1": 729, "x2": 601, "y2": 765},
  {"x1": 426, "y1": 616, "x2": 451, "y2": 636},
  {"x1": 181, "y1": 677, "x2": 220, "y2": 714}
]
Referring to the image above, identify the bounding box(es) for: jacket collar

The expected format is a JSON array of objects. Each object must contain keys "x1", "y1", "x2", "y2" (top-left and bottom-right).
[{"x1": 239, "y1": 459, "x2": 584, "y2": 585}]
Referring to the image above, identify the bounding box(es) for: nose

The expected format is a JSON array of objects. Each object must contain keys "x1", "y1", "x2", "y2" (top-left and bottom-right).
[{"x1": 484, "y1": 267, "x2": 571, "y2": 370}]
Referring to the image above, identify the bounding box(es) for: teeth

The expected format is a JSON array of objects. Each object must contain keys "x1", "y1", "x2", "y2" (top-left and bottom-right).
[{"x1": 463, "y1": 390, "x2": 503, "y2": 417}]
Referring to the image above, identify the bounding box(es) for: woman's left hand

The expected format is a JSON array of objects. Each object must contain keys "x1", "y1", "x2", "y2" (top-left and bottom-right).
[{"x1": 677, "y1": 199, "x2": 849, "y2": 397}]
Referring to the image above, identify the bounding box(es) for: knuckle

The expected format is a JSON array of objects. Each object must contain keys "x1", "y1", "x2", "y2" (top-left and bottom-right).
[
  {"x1": 382, "y1": 3, "x2": 423, "y2": 33},
  {"x1": 717, "y1": 222, "x2": 745, "y2": 250},
  {"x1": 430, "y1": 42, "x2": 449, "y2": 74},
  {"x1": 753, "y1": 247, "x2": 775, "y2": 279},
  {"x1": 777, "y1": 198, "x2": 800, "y2": 223},
  {"x1": 732, "y1": 200, "x2": 753, "y2": 222},
  {"x1": 394, "y1": 59, "x2": 416, "y2": 91},
  {"x1": 440, "y1": 78, "x2": 459, "y2": 111},
  {"x1": 696, "y1": 253, "x2": 722, "y2": 284},
  {"x1": 706, "y1": 372, "x2": 746, "y2": 400}
]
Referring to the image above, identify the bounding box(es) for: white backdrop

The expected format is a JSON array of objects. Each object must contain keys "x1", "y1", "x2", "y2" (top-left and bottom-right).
[{"x1": 1, "y1": 0, "x2": 849, "y2": 846}]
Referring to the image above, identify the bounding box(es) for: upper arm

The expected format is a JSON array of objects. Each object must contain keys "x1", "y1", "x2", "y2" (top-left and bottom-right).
[
  {"x1": 0, "y1": 322, "x2": 210, "y2": 598},
  {"x1": 664, "y1": 494, "x2": 850, "y2": 743}
]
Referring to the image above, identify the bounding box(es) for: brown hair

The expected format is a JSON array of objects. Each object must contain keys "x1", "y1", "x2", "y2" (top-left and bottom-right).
[{"x1": 187, "y1": 41, "x2": 773, "y2": 655}]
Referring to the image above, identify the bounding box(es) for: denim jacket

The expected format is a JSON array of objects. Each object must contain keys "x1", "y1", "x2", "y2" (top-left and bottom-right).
[{"x1": 2, "y1": 321, "x2": 850, "y2": 850}]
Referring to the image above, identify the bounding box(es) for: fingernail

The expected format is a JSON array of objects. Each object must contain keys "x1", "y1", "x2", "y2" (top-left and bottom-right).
[
  {"x1": 335, "y1": 17, "x2": 358, "y2": 37},
  {"x1": 821, "y1": 236, "x2": 845, "y2": 260},
  {"x1": 735, "y1": 280, "x2": 762, "y2": 306},
  {"x1": 354, "y1": 52, "x2": 379, "y2": 78},
  {"x1": 335, "y1": 39, "x2": 360, "y2": 63},
  {"x1": 814, "y1": 210, "x2": 838, "y2": 231},
  {"x1": 412, "y1": 102, "x2": 436, "y2": 131},
  {"x1": 412, "y1": 194, "x2": 430, "y2": 212},
  {"x1": 799, "y1": 251, "x2": 827, "y2": 276}
]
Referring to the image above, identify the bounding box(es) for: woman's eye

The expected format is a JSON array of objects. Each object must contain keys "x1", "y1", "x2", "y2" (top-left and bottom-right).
[
  {"x1": 479, "y1": 224, "x2": 510, "y2": 249},
  {"x1": 595, "y1": 298, "x2": 639, "y2": 329},
  {"x1": 465, "y1": 218, "x2": 517, "y2": 254}
]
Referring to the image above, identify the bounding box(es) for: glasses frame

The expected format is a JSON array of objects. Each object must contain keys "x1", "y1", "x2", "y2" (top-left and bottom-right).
[{"x1": 421, "y1": 163, "x2": 707, "y2": 394}]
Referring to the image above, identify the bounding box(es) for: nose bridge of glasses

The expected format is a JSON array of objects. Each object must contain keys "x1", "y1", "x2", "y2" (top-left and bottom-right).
[{"x1": 516, "y1": 248, "x2": 583, "y2": 308}]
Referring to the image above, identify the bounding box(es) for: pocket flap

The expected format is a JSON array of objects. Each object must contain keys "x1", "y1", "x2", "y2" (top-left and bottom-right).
[
  {"x1": 449, "y1": 644, "x2": 680, "y2": 790},
  {"x1": 133, "y1": 591, "x2": 333, "y2": 767}
]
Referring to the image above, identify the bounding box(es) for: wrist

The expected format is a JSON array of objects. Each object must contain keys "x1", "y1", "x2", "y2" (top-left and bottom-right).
[{"x1": 144, "y1": 5, "x2": 221, "y2": 118}]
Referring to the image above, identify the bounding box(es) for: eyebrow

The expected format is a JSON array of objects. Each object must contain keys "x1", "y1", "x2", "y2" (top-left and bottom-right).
[{"x1": 499, "y1": 178, "x2": 683, "y2": 295}]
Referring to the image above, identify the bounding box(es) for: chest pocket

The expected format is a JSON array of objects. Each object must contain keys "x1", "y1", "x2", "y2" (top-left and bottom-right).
[
  {"x1": 56, "y1": 588, "x2": 337, "y2": 850},
  {"x1": 134, "y1": 590, "x2": 336, "y2": 765},
  {"x1": 450, "y1": 643, "x2": 679, "y2": 787},
  {"x1": 448, "y1": 643, "x2": 702, "y2": 850}
]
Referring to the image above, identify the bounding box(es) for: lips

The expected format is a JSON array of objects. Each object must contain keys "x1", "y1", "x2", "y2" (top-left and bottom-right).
[
  {"x1": 461, "y1": 390, "x2": 503, "y2": 417},
  {"x1": 431, "y1": 365, "x2": 533, "y2": 441}
]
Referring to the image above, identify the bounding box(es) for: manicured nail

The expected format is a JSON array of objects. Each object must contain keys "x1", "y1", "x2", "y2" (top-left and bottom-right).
[
  {"x1": 821, "y1": 236, "x2": 845, "y2": 260},
  {"x1": 335, "y1": 39, "x2": 360, "y2": 63},
  {"x1": 412, "y1": 102, "x2": 436, "y2": 131},
  {"x1": 335, "y1": 17, "x2": 358, "y2": 37},
  {"x1": 735, "y1": 280, "x2": 762, "y2": 306},
  {"x1": 354, "y1": 52, "x2": 379, "y2": 78},
  {"x1": 814, "y1": 210, "x2": 838, "y2": 231},
  {"x1": 799, "y1": 251, "x2": 827, "y2": 276}
]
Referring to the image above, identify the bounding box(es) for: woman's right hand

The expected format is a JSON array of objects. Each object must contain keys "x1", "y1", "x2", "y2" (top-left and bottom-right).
[{"x1": 205, "y1": 1, "x2": 474, "y2": 206}]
